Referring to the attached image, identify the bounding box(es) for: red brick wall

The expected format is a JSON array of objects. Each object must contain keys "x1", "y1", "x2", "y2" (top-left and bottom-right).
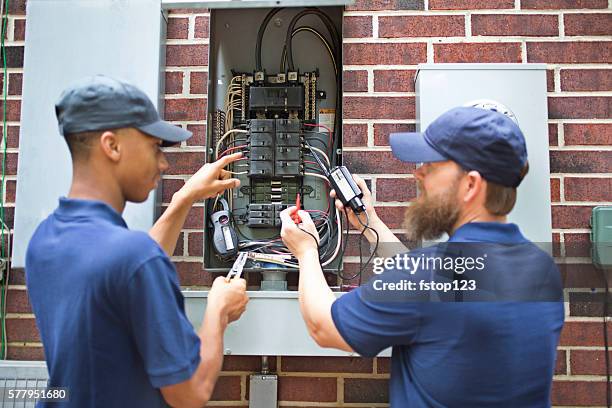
[{"x1": 3, "y1": 0, "x2": 612, "y2": 406}]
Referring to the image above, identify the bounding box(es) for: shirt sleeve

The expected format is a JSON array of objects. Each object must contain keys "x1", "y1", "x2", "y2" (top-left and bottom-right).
[
  {"x1": 126, "y1": 256, "x2": 201, "y2": 388},
  {"x1": 331, "y1": 268, "x2": 424, "y2": 358}
]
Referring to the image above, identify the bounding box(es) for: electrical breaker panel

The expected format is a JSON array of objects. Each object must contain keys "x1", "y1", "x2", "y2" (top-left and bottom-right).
[{"x1": 204, "y1": 7, "x2": 346, "y2": 275}]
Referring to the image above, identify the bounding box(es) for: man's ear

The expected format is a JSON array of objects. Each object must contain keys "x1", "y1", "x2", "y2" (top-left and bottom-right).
[
  {"x1": 99, "y1": 131, "x2": 121, "y2": 162},
  {"x1": 462, "y1": 170, "x2": 484, "y2": 204}
]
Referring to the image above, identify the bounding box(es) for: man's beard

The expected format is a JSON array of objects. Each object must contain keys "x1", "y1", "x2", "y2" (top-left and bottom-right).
[{"x1": 403, "y1": 181, "x2": 461, "y2": 242}]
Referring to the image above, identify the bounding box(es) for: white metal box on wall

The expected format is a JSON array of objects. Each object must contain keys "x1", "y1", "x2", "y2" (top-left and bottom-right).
[
  {"x1": 12, "y1": 0, "x2": 167, "y2": 267},
  {"x1": 415, "y1": 64, "x2": 552, "y2": 244}
]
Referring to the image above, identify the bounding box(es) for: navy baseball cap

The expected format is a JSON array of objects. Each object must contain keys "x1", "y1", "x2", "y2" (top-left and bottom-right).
[
  {"x1": 55, "y1": 75, "x2": 192, "y2": 146},
  {"x1": 389, "y1": 107, "x2": 528, "y2": 188}
]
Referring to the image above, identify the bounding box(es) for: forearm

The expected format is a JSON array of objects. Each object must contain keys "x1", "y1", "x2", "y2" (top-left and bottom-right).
[
  {"x1": 363, "y1": 215, "x2": 408, "y2": 258},
  {"x1": 149, "y1": 190, "x2": 194, "y2": 256},
  {"x1": 297, "y1": 251, "x2": 336, "y2": 337},
  {"x1": 192, "y1": 306, "x2": 228, "y2": 403}
]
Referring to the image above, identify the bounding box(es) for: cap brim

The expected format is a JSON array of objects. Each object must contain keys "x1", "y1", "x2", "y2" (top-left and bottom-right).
[
  {"x1": 389, "y1": 132, "x2": 447, "y2": 163},
  {"x1": 137, "y1": 120, "x2": 192, "y2": 147}
]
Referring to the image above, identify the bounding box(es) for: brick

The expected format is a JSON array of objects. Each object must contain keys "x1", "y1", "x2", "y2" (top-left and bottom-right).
[
  {"x1": 6, "y1": 318, "x2": 39, "y2": 342},
  {"x1": 564, "y1": 232, "x2": 591, "y2": 257},
  {"x1": 472, "y1": 14, "x2": 558, "y2": 37},
  {"x1": 565, "y1": 13, "x2": 612, "y2": 36},
  {"x1": 187, "y1": 231, "x2": 203, "y2": 257},
  {"x1": 377, "y1": 357, "x2": 391, "y2": 373},
  {"x1": 548, "y1": 97, "x2": 611, "y2": 119},
  {"x1": 379, "y1": 15, "x2": 465, "y2": 37},
  {"x1": 522, "y1": 0, "x2": 608, "y2": 9},
  {"x1": 7, "y1": 347, "x2": 45, "y2": 361},
  {"x1": 210, "y1": 376, "x2": 241, "y2": 401},
  {"x1": 344, "y1": 378, "x2": 389, "y2": 403},
  {"x1": 177, "y1": 261, "x2": 212, "y2": 286},
  {"x1": 5, "y1": 179, "x2": 16, "y2": 202},
  {"x1": 165, "y1": 151, "x2": 205, "y2": 176},
  {"x1": 1, "y1": 46, "x2": 23, "y2": 68},
  {"x1": 559, "y1": 263, "x2": 605, "y2": 289},
  {"x1": 14, "y1": 19, "x2": 26, "y2": 41},
  {"x1": 347, "y1": 0, "x2": 424, "y2": 10},
  {"x1": 571, "y1": 349, "x2": 612, "y2": 375},
  {"x1": 4, "y1": 125, "x2": 20, "y2": 148},
  {"x1": 550, "y1": 178, "x2": 560, "y2": 202},
  {"x1": 343, "y1": 16, "x2": 373, "y2": 38},
  {"x1": 561, "y1": 69, "x2": 612, "y2": 92},
  {"x1": 374, "y1": 70, "x2": 416, "y2": 92},
  {"x1": 186, "y1": 124, "x2": 207, "y2": 147},
  {"x1": 343, "y1": 70, "x2": 368, "y2": 92},
  {"x1": 189, "y1": 71, "x2": 208, "y2": 94},
  {"x1": 344, "y1": 151, "x2": 414, "y2": 174},
  {"x1": 374, "y1": 123, "x2": 416, "y2": 146},
  {"x1": 344, "y1": 96, "x2": 415, "y2": 120},
  {"x1": 165, "y1": 71, "x2": 183, "y2": 94},
  {"x1": 166, "y1": 44, "x2": 209, "y2": 66},
  {"x1": 342, "y1": 124, "x2": 368, "y2": 147},
  {"x1": 8, "y1": 0, "x2": 26, "y2": 14},
  {"x1": 551, "y1": 381, "x2": 611, "y2": 406},
  {"x1": 548, "y1": 123, "x2": 557, "y2": 146},
  {"x1": 551, "y1": 205, "x2": 592, "y2": 229},
  {"x1": 9, "y1": 267, "x2": 25, "y2": 285},
  {"x1": 564, "y1": 124, "x2": 612, "y2": 145},
  {"x1": 161, "y1": 178, "x2": 185, "y2": 203},
  {"x1": 550, "y1": 151, "x2": 612, "y2": 173},
  {"x1": 555, "y1": 349, "x2": 567, "y2": 375},
  {"x1": 434, "y1": 42, "x2": 522, "y2": 63},
  {"x1": 194, "y1": 16, "x2": 209, "y2": 39},
  {"x1": 430, "y1": 0, "x2": 514, "y2": 9},
  {"x1": 0, "y1": 99, "x2": 21, "y2": 122},
  {"x1": 565, "y1": 177, "x2": 612, "y2": 202},
  {"x1": 343, "y1": 43, "x2": 427, "y2": 65},
  {"x1": 377, "y1": 178, "x2": 417, "y2": 202},
  {"x1": 282, "y1": 356, "x2": 373, "y2": 373},
  {"x1": 546, "y1": 69, "x2": 554, "y2": 92},
  {"x1": 559, "y1": 321, "x2": 611, "y2": 346},
  {"x1": 164, "y1": 98, "x2": 207, "y2": 121},
  {"x1": 376, "y1": 205, "x2": 410, "y2": 229},
  {"x1": 6, "y1": 289, "x2": 31, "y2": 314},
  {"x1": 278, "y1": 377, "x2": 337, "y2": 402},
  {"x1": 5, "y1": 152, "x2": 18, "y2": 175},
  {"x1": 223, "y1": 356, "x2": 276, "y2": 372},
  {"x1": 569, "y1": 293, "x2": 610, "y2": 317},
  {"x1": 8, "y1": 72, "x2": 22, "y2": 95},
  {"x1": 527, "y1": 41, "x2": 612, "y2": 63},
  {"x1": 167, "y1": 17, "x2": 189, "y2": 39}
]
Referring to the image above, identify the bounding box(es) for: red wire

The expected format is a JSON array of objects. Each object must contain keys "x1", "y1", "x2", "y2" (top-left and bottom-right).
[
  {"x1": 303, "y1": 123, "x2": 333, "y2": 154},
  {"x1": 218, "y1": 144, "x2": 247, "y2": 159}
]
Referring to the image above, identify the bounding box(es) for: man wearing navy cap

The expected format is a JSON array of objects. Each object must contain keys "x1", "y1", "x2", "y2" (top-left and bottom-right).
[
  {"x1": 280, "y1": 107, "x2": 564, "y2": 407},
  {"x1": 26, "y1": 75, "x2": 248, "y2": 407}
]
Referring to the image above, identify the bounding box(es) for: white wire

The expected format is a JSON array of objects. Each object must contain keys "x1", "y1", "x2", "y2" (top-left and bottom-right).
[
  {"x1": 321, "y1": 209, "x2": 341, "y2": 267},
  {"x1": 304, "y1": 172, "x2": 330, "y2": 184},
  {"x1": 307, "y1": 146, "x2": 330, "y2": 167}
]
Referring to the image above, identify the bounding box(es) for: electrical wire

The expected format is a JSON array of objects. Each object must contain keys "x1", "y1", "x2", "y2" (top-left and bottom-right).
[
  {"x1": 215, "y1": 129, "x2": 248, "y2": 159},
  {"x1": 256, "y1": 8, "x2": 284, "y2": 72},
  {"x1": 280, "y1": 26, "x2": 337, "y2": 75}
]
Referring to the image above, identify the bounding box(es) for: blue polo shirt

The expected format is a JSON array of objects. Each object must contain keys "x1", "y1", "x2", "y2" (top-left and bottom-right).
[
  {"x1": 332, "y1": 222, "x2": 564, "y2": 407},
  {"x1": 26, "y1": 198, "x2": 200, "y2": 407}
]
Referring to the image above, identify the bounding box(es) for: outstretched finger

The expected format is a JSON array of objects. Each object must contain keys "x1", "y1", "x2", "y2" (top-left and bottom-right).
[{"x1": 214, "y1": 152, "x2": 243, "y2": 169}]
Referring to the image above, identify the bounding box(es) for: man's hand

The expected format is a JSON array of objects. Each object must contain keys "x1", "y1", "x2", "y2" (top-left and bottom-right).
[
  {"x1": 179, "y1": 152, "x2": 243, "y2": 202},
  {"x1": 207, "y1": 276, "x2": 248, "y2": 324},
  {"x1": 330, "y1": 174, "x2": 378, "y2": 230},
  {"x1": 280, "y1": 207, "x2": 320, "y2": 260}
]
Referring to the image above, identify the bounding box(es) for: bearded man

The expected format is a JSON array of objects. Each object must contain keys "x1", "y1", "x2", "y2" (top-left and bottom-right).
[{"x1": 279, "y1": 107, "x2": 564, "y2": 407}]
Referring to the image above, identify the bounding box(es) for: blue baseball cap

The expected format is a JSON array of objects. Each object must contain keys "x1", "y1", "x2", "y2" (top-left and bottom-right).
[
  {"x1": 389, "y1": 107, "x2": 528, "y2": 188},
  {"x1": 55, "y1": 75, "x2": 192, "y2": 146}
]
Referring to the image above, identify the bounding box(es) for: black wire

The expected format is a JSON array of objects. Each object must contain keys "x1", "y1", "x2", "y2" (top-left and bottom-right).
[
  {"x1": 255, "y1": 8, "x2": 284, "y2": 72},
  {"x1": 297, "y1": 226, "x2": 320, "y2": 259},
  {"x1": 356, "y1": 212, "x2": 379, "y2": 284}
]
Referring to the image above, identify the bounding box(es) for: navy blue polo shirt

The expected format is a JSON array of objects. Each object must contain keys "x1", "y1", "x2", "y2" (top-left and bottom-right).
[
  {"x1": 26, "y1": 198, "x2": 200, "y2": 407},
  {"x1": 332, "y1": 222, "x2": 564, "y2": 407}
]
